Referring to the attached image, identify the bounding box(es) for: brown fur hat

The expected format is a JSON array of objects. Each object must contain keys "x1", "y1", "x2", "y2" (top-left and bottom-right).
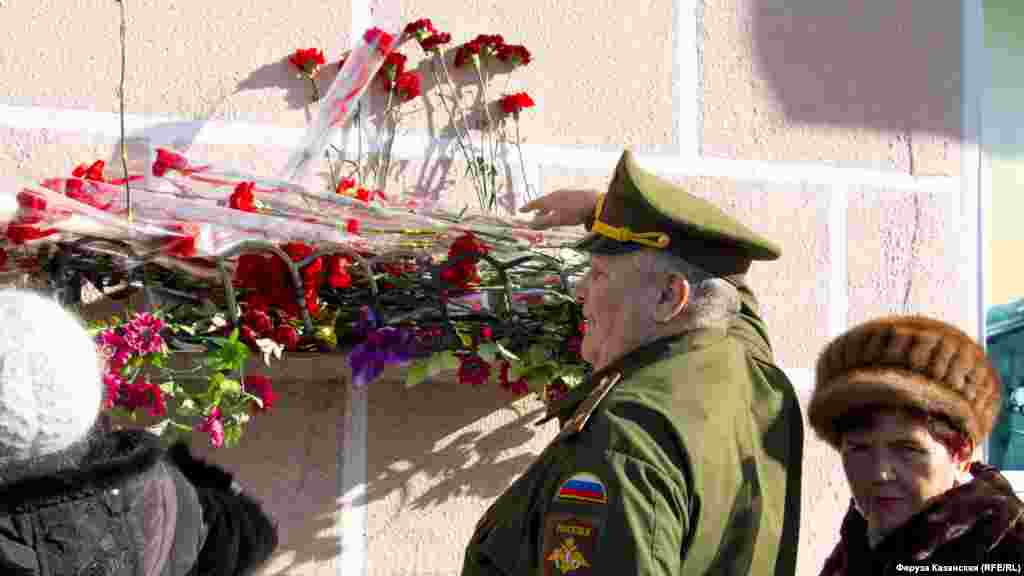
[{"x1": 809, "y1": 315, "x2": 1002, "y2": 449}]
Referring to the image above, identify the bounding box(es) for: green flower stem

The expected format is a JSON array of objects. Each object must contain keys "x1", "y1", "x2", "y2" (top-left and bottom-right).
[
  {"x1": 325, "y1": 147, "x2": 339, "y2": 192},
  {"x1": 514, "y1": 116, "x2": 532, "y2": 201},
  {"x1": 215, "y1": 257, "x2": 240, "y2": 328},
  {"x1": 356, "y1": 101, "x2": 364, "y2": 179},
  {"x1": 376, "y1": 86, "x2": 397, "y2": 192},
  {"x1": 308, "y1": 75, "x2": 321, "y2": 102},
  {"x1": 433, "y1": 54, "x2": 486, "y2": 207},
  {"x1": 215, "y1": 241, "x2": 315, "y2": 334},
  {"x1": 474, "y1": 59, "x2": 500, "y2": 212},
  {"x1": 169, "y1": 421, "x2": 194, "y2": 433}
]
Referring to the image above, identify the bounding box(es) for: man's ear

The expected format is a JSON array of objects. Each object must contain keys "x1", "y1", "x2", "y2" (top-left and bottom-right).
[{"x1": 656, "y1": 274, "x2": 690, "y2": 323}]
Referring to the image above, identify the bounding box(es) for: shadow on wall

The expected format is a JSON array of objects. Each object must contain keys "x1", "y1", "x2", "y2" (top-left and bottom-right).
[
  {"x1": 187, "y1": 366, "x2": 347, "y2": 576},
  {"x1": 751, "y1": 0, "x2": 963, "y2": 139},
  {"x1": 237, "y1": 55, "x2": 343, "y2": 116},
  {"x1": 361, "y1": 368, "x2": 547, "y2": 512}
]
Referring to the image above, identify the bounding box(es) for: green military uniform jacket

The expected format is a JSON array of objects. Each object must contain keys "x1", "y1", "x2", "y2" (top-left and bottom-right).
[{"x1": 460, "y1": 287, "x2": 803, "y2": 575}]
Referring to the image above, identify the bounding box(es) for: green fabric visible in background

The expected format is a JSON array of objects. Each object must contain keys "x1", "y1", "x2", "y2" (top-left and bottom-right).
[{"x1": 986, "y1": 298, "x2": 1024, "y2": 470}]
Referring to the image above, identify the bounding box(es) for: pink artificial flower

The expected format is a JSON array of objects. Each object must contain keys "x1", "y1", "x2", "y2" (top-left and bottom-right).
[
  {"x1": 102, "y1": 372, "x2": 123, "y2": 410},
  {"x1": 123, "y1": 313, "x2": 165, "y2": 355},
  {"x1": 198, "y1": 406, "x2": 225, "y2": 448}
]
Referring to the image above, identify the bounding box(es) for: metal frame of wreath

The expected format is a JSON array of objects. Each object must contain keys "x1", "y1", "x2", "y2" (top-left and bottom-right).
[{"x1": 41, "y1": 237, "x2": 587, "y2": 365}]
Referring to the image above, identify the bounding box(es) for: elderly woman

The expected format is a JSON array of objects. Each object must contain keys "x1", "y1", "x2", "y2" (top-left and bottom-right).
[
  {"x1": 809, "y1": 315, "x2": 1024, "y2": 574},
  {"x1": 0, "y1": 289, "x2": 277, "y2": 575}
]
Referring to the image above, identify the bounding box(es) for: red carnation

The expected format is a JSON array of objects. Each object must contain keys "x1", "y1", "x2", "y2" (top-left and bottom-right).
[
  {"x1": 405, "y1": 19, "x2": 451, "y2": 52},
  {"x1": 64, "y1": 178, "x2": 113, "y2": 211},
  {"x1": 442, "y1": 232, "x2": 489, "y2": 289},
  {"x1": 240, "y1": 325, "x2": 259, "y2": 347},
  {"x1": 496, "y1": 44, "x2": 532, "y2": 66},
  {"x1": 5, "y1": 224, "x2": 58, "y2": 245},
  {"x1": 244, "y1": 308, "x2": 275, "y2": 337},
  {"x1": 273, "y1": 324, "x2": 300, "y2": 350},
  {"x1": 404, "y1": 18, "x2": 436, "y2": 39},
  {"x1": 244, "y1": 375, "x2": 276, "y2": 413},
  {"x1": 379, "y1": 51, "x2": 407, "y2": 89},
  {"x1": 152, "y1": 148, "x2": 188, "y2": 177},
  {"x1": 500, "y1": 92, "x2": 535, "y2": 115},
  {"x1": 450, "y1": 231, "x2": 490, "y2": 258},
  {"x1": 72, "y1": 160, "x2": 107, "y2": 182},
  {"x1": 472, "y1": 34, "x2": 505, "y2": 57},
  {"x1": 234, "y1": 254, "x2": 266, "y2": 288},
  {"x1": 163, "y1": 223, "x2": 198, "y2": 258},
  {"x1": 327, "y1": 255, "x2": 353, "y2": 289},
  {"x1": 457, "y1": 353, "x2": 491, "y2": 387},
  {"x1": 364, "y1": 28, "x2": 395, "y2": 53},
  {"x1": 16, "y1": 190, "x2": 47, "y2": 213},
  {"x1": 394, "y1": 71, "x2": 421, "y2": 102},
  {"x1": 289, "y1": 48, "x2": 326, "y2": 75},
  {"x1": 355, "y1": 188, "x2": 371, "y2": 203},
  {"x1": 282, "y1": 242, "x2": 322, "y2": 315},
  {"x1": 336, "y1": 178, "x2": 356, "y2": 194},
  {"x1": 284, "y1": 241, "x2": 323, "y2": 284},
  {"x1": 498, "y1": 362, "x2": 529, "y2": 395},
  {"x1": 454, "y1": 40, "x2": 482, "y2": 68},
  {"x1": 420, "y1": 32, "x2": 452, "y2": 51},
  {"x1": 346, "y1": 219, "x2": 360, "y2": 235},
  {"x1": 117, "y1": 378, "x2": 167, "y2": 418},
  {"x1": 229, "y1": 181, "x2": 257, "y2": 212}
]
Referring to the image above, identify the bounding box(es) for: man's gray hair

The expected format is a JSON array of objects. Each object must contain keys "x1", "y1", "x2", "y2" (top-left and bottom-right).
[{"x1": 633, "y1": 249, "x2": 740, "y2": 330}]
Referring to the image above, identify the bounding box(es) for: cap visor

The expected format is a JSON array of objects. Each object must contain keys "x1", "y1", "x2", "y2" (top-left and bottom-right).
[{"x1": 573, "y1": 233, "x2": 644, "y2": 255}]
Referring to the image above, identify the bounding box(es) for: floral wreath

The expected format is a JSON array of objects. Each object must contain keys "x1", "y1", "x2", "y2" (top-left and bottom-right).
[{"x1": 0, "y1": 16, "x2": 591, "y2": 448}]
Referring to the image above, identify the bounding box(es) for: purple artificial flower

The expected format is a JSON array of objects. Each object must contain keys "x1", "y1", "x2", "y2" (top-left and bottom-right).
[
  {"x1": 348, "y1": 327, "x2": 416, "y2": 388},
  {"x1": 349, "y1": 306, "x2": 380, "y2": 343}
]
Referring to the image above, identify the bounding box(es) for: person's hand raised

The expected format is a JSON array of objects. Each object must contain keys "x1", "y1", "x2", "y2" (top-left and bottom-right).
[{"x1": 518, "y1": 189, "x2": 600, "y2": 229}]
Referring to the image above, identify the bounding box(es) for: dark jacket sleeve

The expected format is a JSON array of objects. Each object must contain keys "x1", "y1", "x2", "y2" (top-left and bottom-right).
[
  {"x1": 159, "y1": 461, "x2": 207, "y2": 576},
  {"x1": 166, "y1": 443, "x2": 279, "y2": 576}
]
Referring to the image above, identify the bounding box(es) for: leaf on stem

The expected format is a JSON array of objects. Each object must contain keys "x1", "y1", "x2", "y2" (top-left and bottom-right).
[
  {"x1": 495, "y1": 340, "x2": 520, "y2": 361},
  {"x1": 405, "y1": 358, "x2": 431, "y2": 388},
  {"x1": 477, "y1": 342, "x2": 499, "y2": 362}
]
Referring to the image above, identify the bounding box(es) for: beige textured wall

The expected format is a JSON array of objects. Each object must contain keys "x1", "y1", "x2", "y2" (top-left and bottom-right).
[{"x1": 0, "y1": 1, "x2": 980, "y2": 575}]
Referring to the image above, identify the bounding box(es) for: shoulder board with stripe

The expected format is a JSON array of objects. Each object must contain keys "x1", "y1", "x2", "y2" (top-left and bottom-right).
[{"x1": 556, "y1": 372, "x2": 622, "y2": 441}]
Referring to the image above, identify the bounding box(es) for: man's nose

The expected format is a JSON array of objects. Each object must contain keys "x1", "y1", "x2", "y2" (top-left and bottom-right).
[{"x1": 870, "y1": 448, "x2": 896, "y2": 482}]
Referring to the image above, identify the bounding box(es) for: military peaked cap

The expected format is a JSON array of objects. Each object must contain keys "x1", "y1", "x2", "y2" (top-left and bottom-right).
[{"x1": 576, "y1": 150, "x2": 782, "y2": 277}]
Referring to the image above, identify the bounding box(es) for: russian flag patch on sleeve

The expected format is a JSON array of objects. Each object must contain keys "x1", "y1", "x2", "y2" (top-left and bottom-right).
[{"x1": 554, "y1": 472, "x2": 607, "y2": 505}]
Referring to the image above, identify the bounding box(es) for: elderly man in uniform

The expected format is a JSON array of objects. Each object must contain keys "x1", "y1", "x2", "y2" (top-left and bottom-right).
[{"x1": 459, "y1": 150, "x2": 804, "y2": 575}]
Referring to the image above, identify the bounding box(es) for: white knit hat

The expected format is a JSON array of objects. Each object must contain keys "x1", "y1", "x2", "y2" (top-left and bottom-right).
[{"x1": 0, "y1": 289, "x2": 102, "y2": 465}]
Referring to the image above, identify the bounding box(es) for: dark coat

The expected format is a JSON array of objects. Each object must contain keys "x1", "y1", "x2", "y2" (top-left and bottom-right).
[
  {"x1": 820, "y1": 462, "x2": 1024, "y2": 575},
  {"x1": 460, "y1": 287, "x2": 804, "y2": 575},
  {"x1": 0, "y1": 430, "x2": 277, "y2": 576}
]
